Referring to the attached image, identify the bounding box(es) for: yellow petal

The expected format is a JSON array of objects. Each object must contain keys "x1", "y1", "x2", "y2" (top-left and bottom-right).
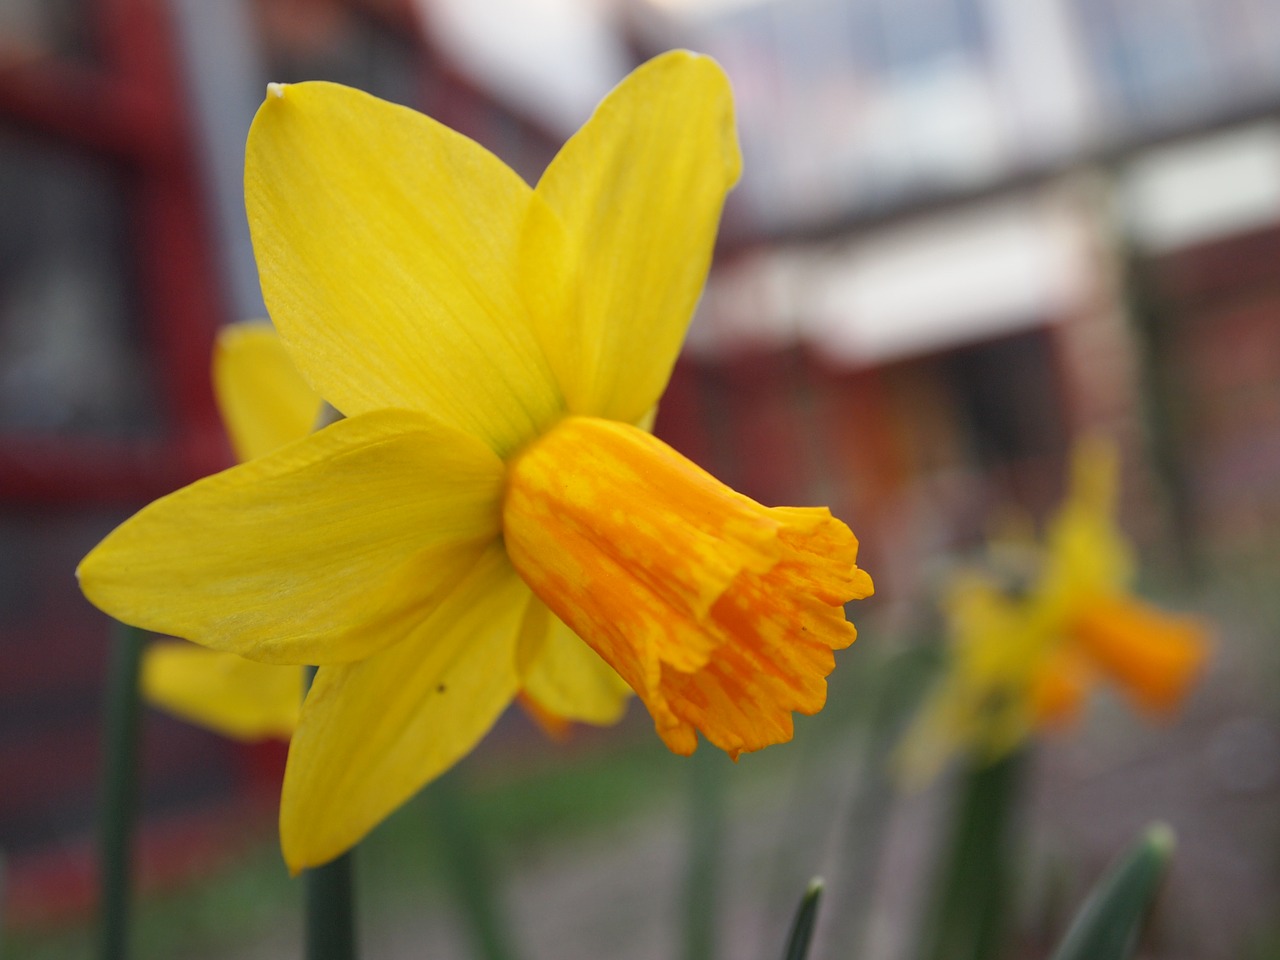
[
  {"x1": 142, "y1": 642, "x2": 301, "y2": 741},
  {"x1": 245, "y1": 81, "x2": 563, "y2": 456},
  {"x1": 529, "y1": 51, "x2": 741, "y2": 423},
  {"x1": 279, "y1": 545, "x2": 528, "y2": 871},
  {"x1": 78, "y1": 410, "x2": 503, "y2": 664},
  {"x1": 519, "y1": 598, "x2": 632, "y2": 726},
  {"x1": 1068, "y1": 594, "x2": 1210, "y2": 714},
  {"x1": 213, "y1": 321, "x2": 321, "y2": 462},
  {"x1": 503, "y1": 416, "x2": 870, "y2": 759},
  {"x1": 1041, "y1": 437, "x2": 1133, "y2": 606}
]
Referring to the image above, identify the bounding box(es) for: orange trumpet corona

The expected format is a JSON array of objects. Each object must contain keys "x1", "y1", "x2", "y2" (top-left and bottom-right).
[{"x1": 503, "y1": 416, "x2": 874, "y2": 758}]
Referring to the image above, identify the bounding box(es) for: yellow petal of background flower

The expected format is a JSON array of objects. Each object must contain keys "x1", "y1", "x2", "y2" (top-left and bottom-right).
[
  {"x1": 529, "y1": 50, "x2": 741, "y2": 423},
  {"x1": 78, "y1": 410, "x2": 504, "y2": 664},
  {"x1": 896, "y1": 574, "x2": 1048, "y2": 784},
  {"x1": 245, "y1": 81, "x2": 563, "y2": 456},
  {"x1": 519, "y1": 599, "x2": 632, "y2": 726},
  {"x1": 213, "y1": 321, "x2": 321, "y2": 461},
  {"x1": 893, "y1": 677, "x2": 976, "y2": 788},
  {"x1": 142, "y1": 642, "x2": 301, "y2": 741},
  {"x1": 279, "y1": 545, "x2": 528, "y2": 871},
  {"x1": 1041, "y1": 437, "x2": 1134, "y2": 607}
]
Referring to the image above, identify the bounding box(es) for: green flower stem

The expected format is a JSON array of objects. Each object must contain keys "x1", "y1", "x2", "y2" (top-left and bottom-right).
[
  {"x1": 682, "y1": 744, "x2": 727, "y2": 960},
  {"x1": 303, "y1": 666, "x2": 357, "y2": 960},
  {"x1": 99, "y1": 621, "x2": 146, "y2": 960},
  {"x1": 1, "y1": 845, "x2": 8, "y2": 958},
  {"x1": 917, "y1": 748, "x2": 1026, "y2": 960},
  {"x1": 304, "y1": 853, "x2": 357, "y2": 960}
]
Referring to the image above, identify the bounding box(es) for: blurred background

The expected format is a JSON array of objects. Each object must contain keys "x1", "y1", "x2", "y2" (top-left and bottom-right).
[{"x1": 2, "y1": 0, "x2": 1279, "y2": 957}]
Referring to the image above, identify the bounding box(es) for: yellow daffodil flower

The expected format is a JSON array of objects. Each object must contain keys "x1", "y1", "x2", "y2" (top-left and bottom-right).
[
  {"x1": 78, "y1": 50, "x2": 873, "y2": 870},
  {"x1": 899, "y1": 439, "x2": 1208, "y2": 783}
]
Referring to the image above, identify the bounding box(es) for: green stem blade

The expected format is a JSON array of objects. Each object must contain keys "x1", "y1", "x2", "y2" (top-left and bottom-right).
[
  {"x1": 1050, "y1": 823, "x2": 1176, "y2": 960},
  {"x1": 305, "y1": 853, "x2": 357, "y2": 960},
  {"x1": 917, "y1": 748, "x2": 1025, "y2": 960},
  {"x1": 302, "y1": 665, "x2": 358, "y2": 960},
  {"x1": 781, "y1": 877, "x2": 824, "y2": 960},
  {"x1": 99, "y1": 621, "x2": 146, "y2": 960}
]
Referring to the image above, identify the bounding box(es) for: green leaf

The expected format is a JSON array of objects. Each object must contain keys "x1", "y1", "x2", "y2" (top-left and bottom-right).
[
  {"x1": 1050, "y1": 823, "x2": 1176, "y2": 960},
  {"x1": 781, "y1": 878, "x2": 824, "y2": 960}
]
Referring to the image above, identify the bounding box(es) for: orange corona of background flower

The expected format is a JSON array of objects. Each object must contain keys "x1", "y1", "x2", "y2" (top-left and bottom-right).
[{"x1": 77, "y1": 51, "x2": 873, "y2": 871}]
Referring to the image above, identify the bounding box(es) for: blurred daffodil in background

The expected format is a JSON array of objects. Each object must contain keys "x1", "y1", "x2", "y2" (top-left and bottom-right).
[
  {"x1": 899, "y1": 439, "x2": 1209, "y2": 783},
  {"x1": 77, "y1": 50, "x2": 873, "y2": 871}
]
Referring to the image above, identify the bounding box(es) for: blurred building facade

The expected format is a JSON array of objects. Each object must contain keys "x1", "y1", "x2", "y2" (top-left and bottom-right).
[
  {"x1": 632, "y1": 0, "x2": 1280, "y2": 605},
  {"x1": 1, "y1": 0, "x2": 230, "y2": 903}
]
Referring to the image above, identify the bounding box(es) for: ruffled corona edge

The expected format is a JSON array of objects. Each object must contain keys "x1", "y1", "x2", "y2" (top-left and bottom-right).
[{"x1": 503, "y1": 416, "x2": 873, "y2": 759}]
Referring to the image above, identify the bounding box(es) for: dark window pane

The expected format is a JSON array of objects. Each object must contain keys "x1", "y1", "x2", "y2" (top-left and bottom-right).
[
  {"x1": 256, "y1": 1, "x2": 418, "y2": 107},
  {"x1": 0, "y1": 127, "x2": 160, "y2": 438},
  {"x1": 0, "y1": 0, "x2": 95, "y2": 64}
]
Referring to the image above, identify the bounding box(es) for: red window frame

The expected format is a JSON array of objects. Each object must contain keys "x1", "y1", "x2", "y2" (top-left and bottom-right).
[{"x1": 0, "y1": 0, "x2": 227, "y2": 505}]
